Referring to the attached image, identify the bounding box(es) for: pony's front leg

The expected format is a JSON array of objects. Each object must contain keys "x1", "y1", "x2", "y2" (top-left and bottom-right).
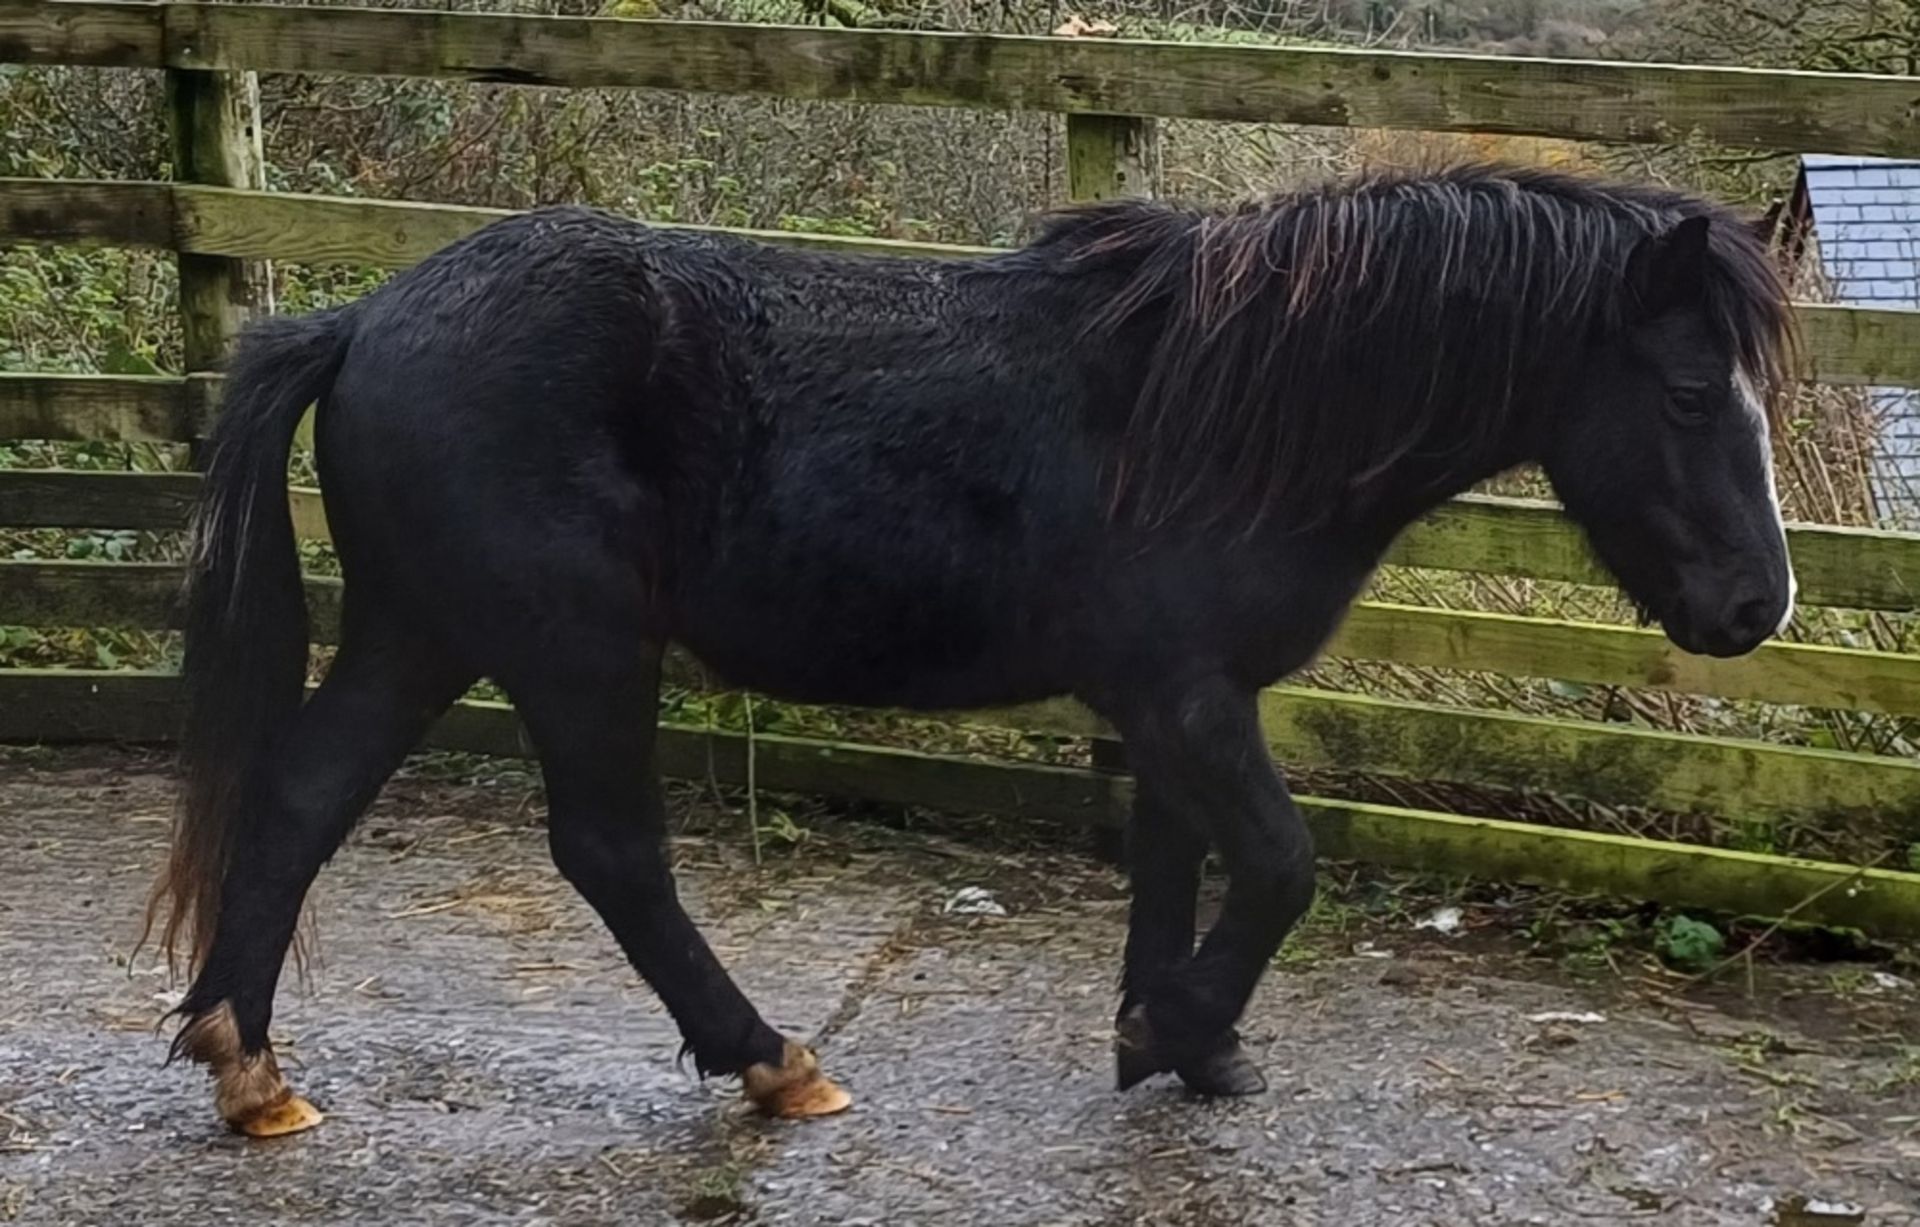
[
  {"x1": 1116, "y1": 782, "x2": 1267, "y2": 1093},
  {"x1": 1110, "y1": 677, "x2": 1316, "y2": 1097}
]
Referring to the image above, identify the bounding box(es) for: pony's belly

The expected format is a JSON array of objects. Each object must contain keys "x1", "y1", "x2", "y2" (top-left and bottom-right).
[
  {"x1": 676, "y1": 621, "x2": 1067, "y2": 711},
  {"x1": 670, "y1": 573, "x2": 1071, "y2": 712}
]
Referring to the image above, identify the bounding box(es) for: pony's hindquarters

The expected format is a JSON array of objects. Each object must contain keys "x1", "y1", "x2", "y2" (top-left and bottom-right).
[
  {"x1": 158, "y1": 207, "x2": 852, "y2": 1135},
  {"x1": 150, "y1": 305, "x2": 490, "y2": 1137},
  {"x1": 154, "y1": 311, "x2": 349, "y2": 978},
  {"x1": 311, "y1": 211, "x2": 852, "y2": 1118}
]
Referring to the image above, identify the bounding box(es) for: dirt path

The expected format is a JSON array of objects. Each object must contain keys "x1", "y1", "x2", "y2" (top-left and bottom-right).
[{"x1": 1, "y1": 747, "x2": 1915, "y2": 1225}]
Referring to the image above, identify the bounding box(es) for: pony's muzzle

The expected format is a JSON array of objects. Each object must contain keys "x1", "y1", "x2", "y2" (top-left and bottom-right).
[{"x1": 1665, "y1": 574, "x2": 1791, "y2": 658}]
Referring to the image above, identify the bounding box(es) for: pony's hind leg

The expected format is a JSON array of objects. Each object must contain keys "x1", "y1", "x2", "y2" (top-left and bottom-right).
[
  {"x1": 170, "y1": 626, "x2": 471, "y2": 1136},
  {"x1": 502, "y1": 644, "x2": 851, "y2": 1119}
]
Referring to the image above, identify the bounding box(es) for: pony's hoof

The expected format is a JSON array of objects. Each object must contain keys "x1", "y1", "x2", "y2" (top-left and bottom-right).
[
  {"x1": 232, "y1": 1093, "x2": 325, "y2": 1138},
  {"x1": 1117, "y1": 1006, "x2": 1263, "y2": 1095},
  {"x1": 1175, "y1": 1034, "x2": 1267, "y2": 1098},
  {"x1": 742, "y1": 1041, "x2": 853, "y2": 1119},
  {"x1": 1114, "y1": 1004, "x2": 1172, "y2": 1091},
  {"x1": 176, "y1": 1003, "x2": 323, "y2": 1139}
]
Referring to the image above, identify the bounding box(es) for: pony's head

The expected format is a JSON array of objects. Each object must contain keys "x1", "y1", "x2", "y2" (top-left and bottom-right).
[
  {"x1": 1540, "y1": 213, "x2": 1796, "y2": 659},
  {"x1": 1045, "y1": 165, "x2": 1798, "y2": 659}
]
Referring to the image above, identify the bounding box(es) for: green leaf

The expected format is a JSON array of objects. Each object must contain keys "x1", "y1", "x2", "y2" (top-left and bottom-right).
[
  {"x1": 100, "y1": 340, "x2": 163, "y2": 376},
  {"x1": 1655, "y1": 915, "x2": 1725, "y2": 972}
]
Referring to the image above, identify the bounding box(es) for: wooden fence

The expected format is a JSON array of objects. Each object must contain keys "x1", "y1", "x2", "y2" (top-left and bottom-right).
[{"x1": 4, "y1": 0, "x2": 1920, "y2": 936}]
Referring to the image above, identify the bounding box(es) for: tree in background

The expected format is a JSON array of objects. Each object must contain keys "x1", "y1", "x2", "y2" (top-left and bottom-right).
[{"x1": 1630, "y1": 0, "x2": 1919, "y2": 72}]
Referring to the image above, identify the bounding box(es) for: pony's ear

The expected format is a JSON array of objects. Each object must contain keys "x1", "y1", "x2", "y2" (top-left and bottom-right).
[{"x1": 1625, "y1": 215, "x2": 1711, "y2": 320}]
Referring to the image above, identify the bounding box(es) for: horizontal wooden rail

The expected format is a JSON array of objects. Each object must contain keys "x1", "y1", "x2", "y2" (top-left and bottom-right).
[
  {"x1": 0, "y1": 177, "x2": 174, "y2": 249},
  {"x1": 171, "y1": 182, "x2": 981, "y2": 265},
  {"x1": 3, "y1": 560, "x2": 1916, "y2": 830},
  {"x1": 1253, "y1": 688, "x2": 1916, "y2": 831},
  {"x1": 8, "y1": 3, "x2": 1920, "y2": 158},
  {"x1": 5, "y1": 558, "x2": 1919, "y2": 716},
  {"x1": 2, "y1": 666, "x2": 1915, "y2": 935},
  {"x1": 7, "y1": 179, "x2": 1920, "y2": 390},
  {"x1": 1383, "y1": 494, "x2": 1920, "y2": 614},
  {"x1": 0, "y1": 372, "x2": 211, "y2": 443},
  {"x1": 1331, "y1": 602, "x2": 1920, "y2": 718},
  {"x1": 157, "y1": 185, "x2": 1920, "y2": 389},
  {"x1": 0, "y1": 177, "x2": 993, "y2": 263},
  {"x1": 0, "y1": 560, "x2": 181, "y2": 626},
  {"x1": 3, "y1": 465, "x2": 1917, "y2": 612},
  {"x1": 0, "y1": 469, "x2": 201, "y2": 526},
  {"x1": 1301, "y1": 804, "x2": 1920, "y2": 938},
  {"x1": 0, "y1": 374, "x2": 184, "y2": 444},
  {"x1": 972, "y1": 689, "x2": 1920, "y2": 834},
  {"x1": 0, "y1": 0, "x2": 162, "y2": 67},
  {"x1": 1796, "y1": 305, "x2": 1920, "y2": 390}
]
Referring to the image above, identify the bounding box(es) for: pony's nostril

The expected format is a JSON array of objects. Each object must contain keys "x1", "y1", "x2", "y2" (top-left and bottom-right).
[{"x1": 1728, "y1": 593, "x2": 1781, "y2": 643}]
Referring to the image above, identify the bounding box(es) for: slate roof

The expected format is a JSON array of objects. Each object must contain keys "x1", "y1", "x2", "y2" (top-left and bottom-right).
[
  {"x1": 1800, "y1": 154, "x2": 1920, "y2": 302},
  {"x1": 1798, "y1": 155, "x2": 1920, "y2": 525}
]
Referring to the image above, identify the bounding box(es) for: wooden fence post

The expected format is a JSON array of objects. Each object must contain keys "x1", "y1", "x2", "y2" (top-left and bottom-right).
[
  {"x1": 1066, "y1": 112, "x2": 1155, "y2": 862},
  {"x1": 165, "y1": 67, "x2": 267, "y2": 383},
  {"x1": 1088, "y1": 736, "x2": 1130, "y2": 865},
  {"x1": 1064, "y1": 112, "x2": 1159, "y2": 203},
  {"x1": 1067, "y1": 110, "x2": 1152, "y2": 860}
]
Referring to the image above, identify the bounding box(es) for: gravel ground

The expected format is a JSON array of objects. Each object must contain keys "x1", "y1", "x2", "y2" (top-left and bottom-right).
[{"x1": 1, "y1": 746, "x2": 1916, "y2": 1225}]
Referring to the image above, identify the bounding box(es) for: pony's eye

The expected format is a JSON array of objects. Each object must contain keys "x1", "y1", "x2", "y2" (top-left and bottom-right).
[{"x1": 1667, "y1": 385, "x2": 1712, "y2": 423}]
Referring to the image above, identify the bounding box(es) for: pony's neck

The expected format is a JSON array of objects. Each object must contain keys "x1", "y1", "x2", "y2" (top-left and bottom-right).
[
  {"x1": 1057, "y1": 187, "x2": 1590, "y2": 542},
  {"x1": 1323, "y1": 428, "x2": 1534, "y2": 552}
]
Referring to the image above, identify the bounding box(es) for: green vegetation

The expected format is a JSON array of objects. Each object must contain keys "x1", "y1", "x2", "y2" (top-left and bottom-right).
[{"x1": 1654, "y1": 913, "x2": 1727, "y2": 971}]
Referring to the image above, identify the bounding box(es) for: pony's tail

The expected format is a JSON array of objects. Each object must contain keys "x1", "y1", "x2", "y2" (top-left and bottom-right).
[{"x1": 145, "y1": 309, "x2": 351, "y2": 978}]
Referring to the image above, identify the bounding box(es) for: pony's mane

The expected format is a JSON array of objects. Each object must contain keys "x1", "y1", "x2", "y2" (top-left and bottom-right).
[{"x1": 1026, "y1": 163, "x2": 1795, "y2": 533}]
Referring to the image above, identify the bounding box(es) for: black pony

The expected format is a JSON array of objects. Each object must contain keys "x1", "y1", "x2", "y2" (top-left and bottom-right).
[{"x1": 149, "y1": 164, "x2": 1796, "y2": 1135}]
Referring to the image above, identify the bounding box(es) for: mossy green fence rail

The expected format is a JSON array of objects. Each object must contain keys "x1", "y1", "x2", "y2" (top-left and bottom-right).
[{"x1": 4, "y1": 0, "x2": 1920, "y2": 936}]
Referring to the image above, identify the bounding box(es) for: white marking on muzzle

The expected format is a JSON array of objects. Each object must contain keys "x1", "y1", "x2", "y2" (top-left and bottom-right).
[{"x1": 1735, "y1": 364, "x2": 1796, "y2": 634}]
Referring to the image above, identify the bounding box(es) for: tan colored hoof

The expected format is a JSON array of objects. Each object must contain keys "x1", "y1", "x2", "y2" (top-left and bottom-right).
[
  {"x1": 175, "y1": 1004, "x2": 324, "y2": 1139},
  {"x1": 742, "y1": 1041, "x2": 853, "y2": 1119},
  {"x1": 233, "y1": 1093, "x2": 325, "y2": 1138}
]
